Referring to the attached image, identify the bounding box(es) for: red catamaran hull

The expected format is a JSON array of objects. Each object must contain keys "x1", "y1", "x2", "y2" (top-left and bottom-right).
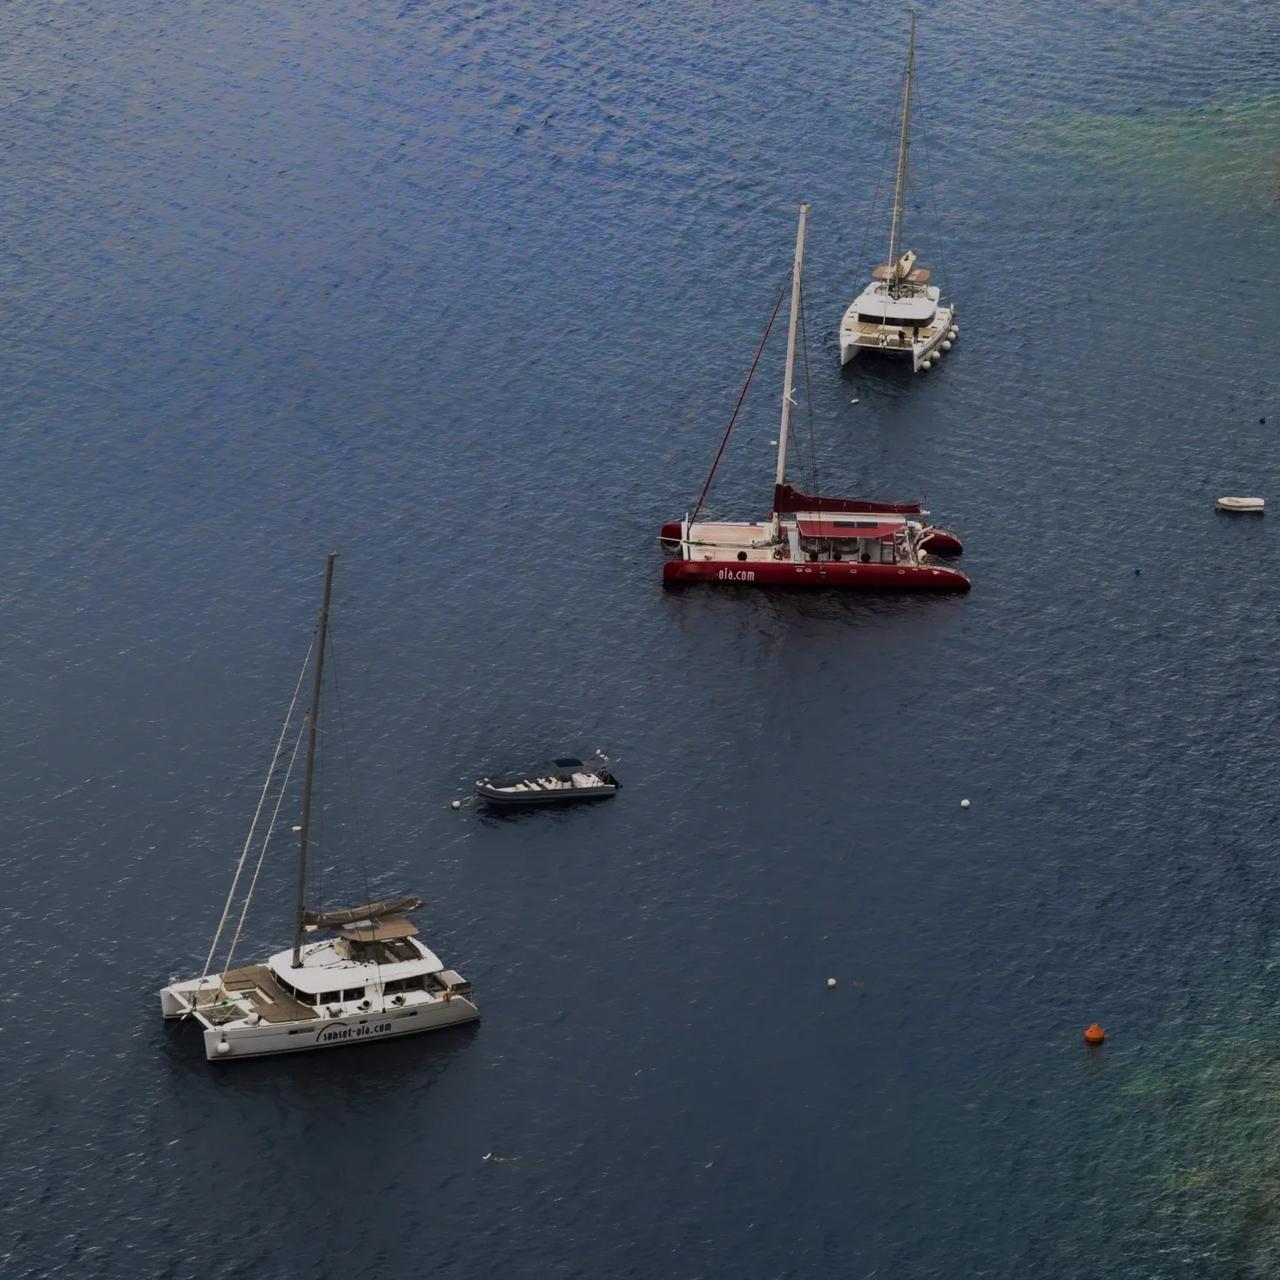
[{"x1": 663, "y1": 558, "x2": 971, "y2": 592}]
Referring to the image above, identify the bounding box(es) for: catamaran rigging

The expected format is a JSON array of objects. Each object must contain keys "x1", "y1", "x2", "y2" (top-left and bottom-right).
[{"x1": 161, "y1": 555, "x2": 479, "y2": 1060}]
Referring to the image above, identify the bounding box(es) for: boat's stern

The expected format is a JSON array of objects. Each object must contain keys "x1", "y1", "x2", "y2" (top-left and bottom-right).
[
  {"x1": 919, "y1": 525, "x2": 963, "y2": 555},
  {"x1": 921, "y1": 561, "x2": 972, "y2": 592},
  {"x1": 911, "y1": 306, "x2": 957, "y2": 372},
  {"x1": 160, "y1": 984, "x2": 187, "y2": 1019},
  {"x1": 160, "y1": 975, "x2": 221, "y2": 1020},
  {"x1": 838, "y1": 299, "x2": 864, "y2": 365}
]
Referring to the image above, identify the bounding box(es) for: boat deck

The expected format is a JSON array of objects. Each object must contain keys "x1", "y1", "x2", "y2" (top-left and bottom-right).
[
  {"x1": 217, "y1": 964, "x2": 318, "y2": 1023},
  {"x1": 684, "y1": 521, "x2": 771, "y2": 547},
  {"x1": 846, "y1": 321, "x2": 914, "y2": 346},
  {"x1": 842, "y1": 318, "x2": 947, "y2": 345}
]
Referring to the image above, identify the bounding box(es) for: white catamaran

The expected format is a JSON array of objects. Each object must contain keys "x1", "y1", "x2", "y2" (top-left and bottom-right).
[
  {"x1": 839, "y1": 10, "x2": 958, "y2": 372},
  {"x1": 160, "y1": 554, "x2": 479, "y2": 1061}
]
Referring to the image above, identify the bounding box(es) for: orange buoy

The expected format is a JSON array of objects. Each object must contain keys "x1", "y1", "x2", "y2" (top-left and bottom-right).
[{"x1": 1083, "y1": 1023, "x2": 1106, "y2": 1045}]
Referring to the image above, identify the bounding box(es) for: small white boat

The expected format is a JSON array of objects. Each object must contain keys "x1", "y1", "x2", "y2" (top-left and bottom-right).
[{"x1": 1215, "y1": 496, "x2": 1265, "y2": 513}]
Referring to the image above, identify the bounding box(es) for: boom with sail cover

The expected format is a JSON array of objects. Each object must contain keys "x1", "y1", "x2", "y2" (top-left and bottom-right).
[{"x1": 302, "y1": 897, "x2": 424, "y2": 929}]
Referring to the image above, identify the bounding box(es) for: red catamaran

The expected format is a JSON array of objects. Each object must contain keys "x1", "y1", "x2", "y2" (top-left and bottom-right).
[{"x1": 660, "y1": 203, "x2": 970, "y2": 593}]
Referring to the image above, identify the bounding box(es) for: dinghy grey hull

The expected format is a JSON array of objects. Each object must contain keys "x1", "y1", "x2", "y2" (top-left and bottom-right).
[
  {"x1": 474, "y1": 755, "x2": 621, "y2": 807},
  {"x1": 475, "y1": 781, "x2": 619, "y2": 806}
]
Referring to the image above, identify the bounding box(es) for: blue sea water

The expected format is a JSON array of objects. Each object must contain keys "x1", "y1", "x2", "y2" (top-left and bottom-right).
[{"x1": 3, "y1": 1, "x2": 1280, "y2": 1276}]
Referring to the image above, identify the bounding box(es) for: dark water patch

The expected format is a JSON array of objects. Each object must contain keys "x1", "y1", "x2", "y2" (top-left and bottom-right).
[{"x1": 3, "y1": 1, "x2": 1280, "y2": 1277}]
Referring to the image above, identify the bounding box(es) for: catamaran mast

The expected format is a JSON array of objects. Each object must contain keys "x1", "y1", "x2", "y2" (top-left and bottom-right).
[
  {"x1": 292, "y1": 552, "x2": 336, "y2": 967},
  {"x1": 774, "y1": 201, "x2": 810, "y2": 494},
  {"x1": 885, "y1": 9, "x2": 916, "y2": 293}
]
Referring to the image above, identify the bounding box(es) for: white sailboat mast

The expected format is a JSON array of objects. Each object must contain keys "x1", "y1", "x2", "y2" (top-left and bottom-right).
[
  {"x1": 774, "y1": 201, "x2": 810, "y2": 490},
  {"x1": 885, "y1": 9, "x2": 916, "y2": 284},
  {"x1": 292, "y1": 551, "x2": 336, "y2": 968}
]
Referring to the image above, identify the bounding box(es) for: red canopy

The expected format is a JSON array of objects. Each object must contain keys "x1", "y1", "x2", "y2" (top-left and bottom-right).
[{"x1": 795, "y1": 519, "x2": 900, "y2": 540}]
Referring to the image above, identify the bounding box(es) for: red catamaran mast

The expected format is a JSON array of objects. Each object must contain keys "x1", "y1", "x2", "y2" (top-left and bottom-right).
[{"x1": 771, "y1": 201, "x2": 809, "y2": 533}]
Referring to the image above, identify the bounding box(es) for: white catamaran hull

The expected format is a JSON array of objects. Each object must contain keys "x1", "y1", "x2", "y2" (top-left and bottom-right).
[
  {"x1": 161, "y1": 980, "x2": 479, "y2": 1061},
  {"x1": 839, "y1": 303, "x2": 954, "y2": 371}
]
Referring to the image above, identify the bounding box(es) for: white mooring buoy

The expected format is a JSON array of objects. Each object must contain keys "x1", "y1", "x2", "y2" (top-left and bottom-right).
[
  {"x1": 451, "y1": 799, "x2": 462, "y2": 810},
  {"x1": 961, "y1": 798, "x2": 971, "y2": 810},
  {"x1": 826, "y1": 977, "x2": 837, "y2": 989}
]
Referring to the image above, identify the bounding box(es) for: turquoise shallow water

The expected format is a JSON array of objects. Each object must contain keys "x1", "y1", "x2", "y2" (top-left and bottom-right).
[{"x1": 2, "y1": 2, "x2": 1280, "y2": 1277}]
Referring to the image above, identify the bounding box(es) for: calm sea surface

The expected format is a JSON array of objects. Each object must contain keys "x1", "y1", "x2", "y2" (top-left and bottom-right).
[{"x1": 3, "y1": 1, "x2": 1280, "y2": 1276}]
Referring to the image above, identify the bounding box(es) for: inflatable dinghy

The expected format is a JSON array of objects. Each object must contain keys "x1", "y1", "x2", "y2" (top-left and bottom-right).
[{"x1": 476, "y1": 757, "x2": 621, "y2": 806}]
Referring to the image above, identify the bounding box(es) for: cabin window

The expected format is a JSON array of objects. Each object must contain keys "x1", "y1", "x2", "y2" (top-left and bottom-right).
[
  {"x1": 382, "y1": 976, "x2": 424, "y2": 995},
  {"x1": 320, "y1": 991, "x2": 343, "y2": 1006},
  {"x1": 342, "y1": 987, "x2": 365, "y2": 1002},
  {"x1": 294, "y1": 989, "x2": 317, "y2": 1005},
  {"x1": 880, "y1": 542, "x2": 896, "y2": 564},
  {"x1": 860, "y1": 313, "x2": 927, "y2": 329}
]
